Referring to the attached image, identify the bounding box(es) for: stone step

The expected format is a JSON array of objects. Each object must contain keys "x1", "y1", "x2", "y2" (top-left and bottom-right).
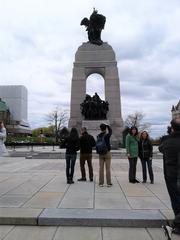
[
  {"x1": 38, "y1": 209, "x2": 167, "y2": 227},
  {"x1": 0, "y1": 208, "x2": 167, "y2": 228},
  {"x1": 0, "y1": 208, "x2": 169, "y2": 227},
  {"x1": 8, "y1": 150, "x2": 163, "y2": 159}
]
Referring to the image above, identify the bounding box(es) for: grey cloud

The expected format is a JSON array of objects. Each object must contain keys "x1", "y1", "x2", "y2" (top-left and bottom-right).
[{"x1": 13, "y1": 33, "x2": 36, "y2": 48}]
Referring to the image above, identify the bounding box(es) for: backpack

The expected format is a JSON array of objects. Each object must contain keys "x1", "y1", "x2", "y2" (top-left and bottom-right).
[{"x1": 96, "y1": 134, "x2": 108, "y2": 154}]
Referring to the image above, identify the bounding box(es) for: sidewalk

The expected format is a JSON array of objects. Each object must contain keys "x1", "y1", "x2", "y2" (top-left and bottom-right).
[
  {"x1": 0, "y1": 147, "x2": 173, "y2": 228},
  {"x1": 1, "y1": 225, "x2": 180, "y2": 240}
]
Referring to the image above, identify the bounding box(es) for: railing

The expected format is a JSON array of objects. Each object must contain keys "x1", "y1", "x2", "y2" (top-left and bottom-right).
[{"x1": 6, "y1": 142, "x2": 61, "y2": 151}]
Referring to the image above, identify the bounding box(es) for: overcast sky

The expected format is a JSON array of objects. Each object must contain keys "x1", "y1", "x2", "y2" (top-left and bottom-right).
[{"x1": 0, "y1": 0, "x2": 180, "y2": 138}]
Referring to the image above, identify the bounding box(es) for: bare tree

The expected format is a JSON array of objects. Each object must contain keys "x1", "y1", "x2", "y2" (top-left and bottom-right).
[
  {"x1": 125, "y1": 111, "x2": 151, "y2": 132},
  {"x1": 46, "y1": 108, "x2": 69, "y2": 143}
]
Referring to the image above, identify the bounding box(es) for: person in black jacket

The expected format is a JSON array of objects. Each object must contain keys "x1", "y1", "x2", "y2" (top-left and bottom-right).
[
  {"x1": 159, "y1": 118, "x2": 180, "y2": 237},
  {"x1": 65, "y1": 128, "x2": 80, "y2": 184},
  {"x1": 78, "y1": 127, "x2": 96, "y2": 182},
  {"x1": 139, "y1": 131, "x2": 154, "y2": 184}
]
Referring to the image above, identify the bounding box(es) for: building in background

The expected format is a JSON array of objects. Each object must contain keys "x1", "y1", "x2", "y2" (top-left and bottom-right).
[
  {"x1": 171, "y1": 100, "x2": 180, "y2": 119},
  {"x1": 0, "y1": 85, "x2": 31, "y2": 134}
]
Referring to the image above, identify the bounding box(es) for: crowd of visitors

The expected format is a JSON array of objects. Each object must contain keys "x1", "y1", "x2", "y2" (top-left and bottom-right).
[{"x1": 62, "y1": 123, "x2": 154, "y2": 187}]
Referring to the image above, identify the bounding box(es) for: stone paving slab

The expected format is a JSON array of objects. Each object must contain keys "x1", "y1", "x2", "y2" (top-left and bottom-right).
[
  {"x1": 0, "y1": 194, "x2": 31, "y2": 207},
  {"x1": 95, "y1": 192, "x2": 131, "y2": 209},
  {"x1": 38, "y1": 208, "x2": 166, "y2": 227},
  {"x1": 127, "y1": 196, "x2": 168, "y2": 210},
  {"x1": 3, "y1": 226, "x2": 56, "y2": 240},
  {"x1": 23, "y1": 192, "x2": 64, "y2": 208},
  {"x1": 53, "y1": 226, "x2": 101, "y2": 240},
  {"x1": 103, "y1": 227, "x2": 152, "y2": 240},
  {"x1": 0, "y1": 208, "x2": 42, "y2": 225},
  {"x1": 0, "y1": 225, "x2": 14, "y2": 239}
]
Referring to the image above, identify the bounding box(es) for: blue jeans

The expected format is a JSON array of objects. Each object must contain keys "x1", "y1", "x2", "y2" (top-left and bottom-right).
[
  {"x1": 65, "y1": 154, "x2": 77, "y2": 181},
  {"x1": 140, "y1": 158, "x2": 154, "y2": 182}
]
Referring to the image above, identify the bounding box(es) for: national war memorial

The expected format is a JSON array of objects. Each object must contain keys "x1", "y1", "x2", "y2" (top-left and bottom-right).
[{"x1": 68, "y1": 9, "x2": 124, "y2": 147}]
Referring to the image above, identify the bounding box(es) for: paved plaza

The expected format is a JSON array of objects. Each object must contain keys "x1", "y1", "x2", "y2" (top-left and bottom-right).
[
  {"x1": 0, "y1": 146, "x2": 179, "y2": 239},
  {"x1": 1, "y1": 225, "x2": 180, "y2": 240}
]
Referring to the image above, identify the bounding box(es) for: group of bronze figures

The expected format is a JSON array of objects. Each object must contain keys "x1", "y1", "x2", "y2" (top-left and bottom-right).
[{"x1": 80, "y1": 93, "x2": 109, "y2": 120}]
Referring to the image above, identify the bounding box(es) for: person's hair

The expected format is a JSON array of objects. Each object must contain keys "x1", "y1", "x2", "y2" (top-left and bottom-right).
[
  {"x1": 81, "y1": 127, "x2": 87, "y2": 132},
  {"x1": 129, "y1": 126, "x2": 138, "y2": 136},
  {"x1": 70, "y1": 127, "x2": 79, "y2": 139},
  {"x1": 140, "y1": 130, "x2": 150, "y2": 140},
  {"x1": 100, "y1": 123, "x2": 106, "y2": 131},
  {"x1": 0, "y1": 121, "x2": 4, "y2": 129},
  {"x1": 171, "y1": 118, "x2": 180, "y2": 132},
  {"x1": 167, "y1": 126, "x2": 172, "y2": 135}
]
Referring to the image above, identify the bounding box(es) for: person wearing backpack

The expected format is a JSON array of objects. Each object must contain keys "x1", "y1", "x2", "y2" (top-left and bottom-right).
[
  {"x1": 78, "y1": 127, "x2": 96, "y2": 182},
  {"x1": 96, "y1": 123, "x2": 112, "y2": 187}
]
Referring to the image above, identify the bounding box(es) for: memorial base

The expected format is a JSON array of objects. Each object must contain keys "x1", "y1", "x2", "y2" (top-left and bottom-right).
[{"x1": 82, "y1": 120, "x2": 121, "y2": 149}]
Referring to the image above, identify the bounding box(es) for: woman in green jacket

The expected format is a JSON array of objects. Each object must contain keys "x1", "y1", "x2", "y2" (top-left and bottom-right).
[{"x1": 126, "y1": 126, "x2": 139, "y2": 183}]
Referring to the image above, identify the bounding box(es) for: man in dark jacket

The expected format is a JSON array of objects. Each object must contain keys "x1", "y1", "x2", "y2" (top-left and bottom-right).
[
  {"x1": 78, "y1": 127, "x2": 96, "y2": 182},
  {"x1": 159, "y1": 118, "x2": 180, "y2": 238}
]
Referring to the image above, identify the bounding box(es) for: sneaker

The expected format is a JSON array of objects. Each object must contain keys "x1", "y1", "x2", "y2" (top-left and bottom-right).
[
  {"x1": 107, "y1": 183, "x2": 113, "y2": 187},
  {"x1": 99, "y1": 184, "x2": 104, "y2": 187},
  {"x1": 162, "y1": 225, "x2": 173, "y2": 240},
  {"x1": 90, "y1": 178, "x2": 93, "y2": 182},
  {"x1": 77, "y1": 178, "x2": 86, "y2": 181},
  {"x1": 135, "y1": 179, "x2": 140, "y2": 183},
  {"x1": 150, "y1": 180, "x2": 154, "y2": 184}
]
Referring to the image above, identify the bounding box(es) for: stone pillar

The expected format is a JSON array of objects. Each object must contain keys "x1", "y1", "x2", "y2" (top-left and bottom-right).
[{"x1": 68, "y1": 42, "x2": 124, "y2": 147}]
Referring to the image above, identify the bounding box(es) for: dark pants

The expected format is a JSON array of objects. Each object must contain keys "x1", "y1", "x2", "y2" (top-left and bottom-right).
[
  {"x1": 80, "y1": 153, "x2": 93, "y2": 180},
  {"x1": 165, "y1": 177, "x2": 180, "y2": 220},
  {"x1": 140, "y1": 158, "x2": 154, "y2": 182},
  {"x1": 66, "y1": 154, "x2": 77, "y2": 181},
  {"x1": 128, "y1": 157, "x2": 138, "y2": 182}
]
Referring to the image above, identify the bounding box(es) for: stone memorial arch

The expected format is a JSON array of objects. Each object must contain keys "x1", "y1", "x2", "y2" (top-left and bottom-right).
[
  {"x1": 68, "y1": 42, "x2": 124, "y2": 146},
  {"x1": 68, "y1": 9, "x2": 123, "y2": 146}
]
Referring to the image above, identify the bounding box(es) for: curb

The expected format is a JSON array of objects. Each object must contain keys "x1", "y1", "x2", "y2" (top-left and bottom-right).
[{"x1": 0, "y1": 208, "x2": 170, "y2": 227}]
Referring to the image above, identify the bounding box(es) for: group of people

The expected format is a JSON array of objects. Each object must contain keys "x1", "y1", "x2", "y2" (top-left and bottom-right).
[
  {"x1": 125, "y1": 126, "x2": 154, "y2": 184},
  {"x1": 64, "y1": 123, "x2": 113, "y2": 187},
  {"x1": 64, "y1": 123, "x2": 154, "y2": 188},
  {"x1": 0, "y1": 119, "x2": 154, "y2": 187}
]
